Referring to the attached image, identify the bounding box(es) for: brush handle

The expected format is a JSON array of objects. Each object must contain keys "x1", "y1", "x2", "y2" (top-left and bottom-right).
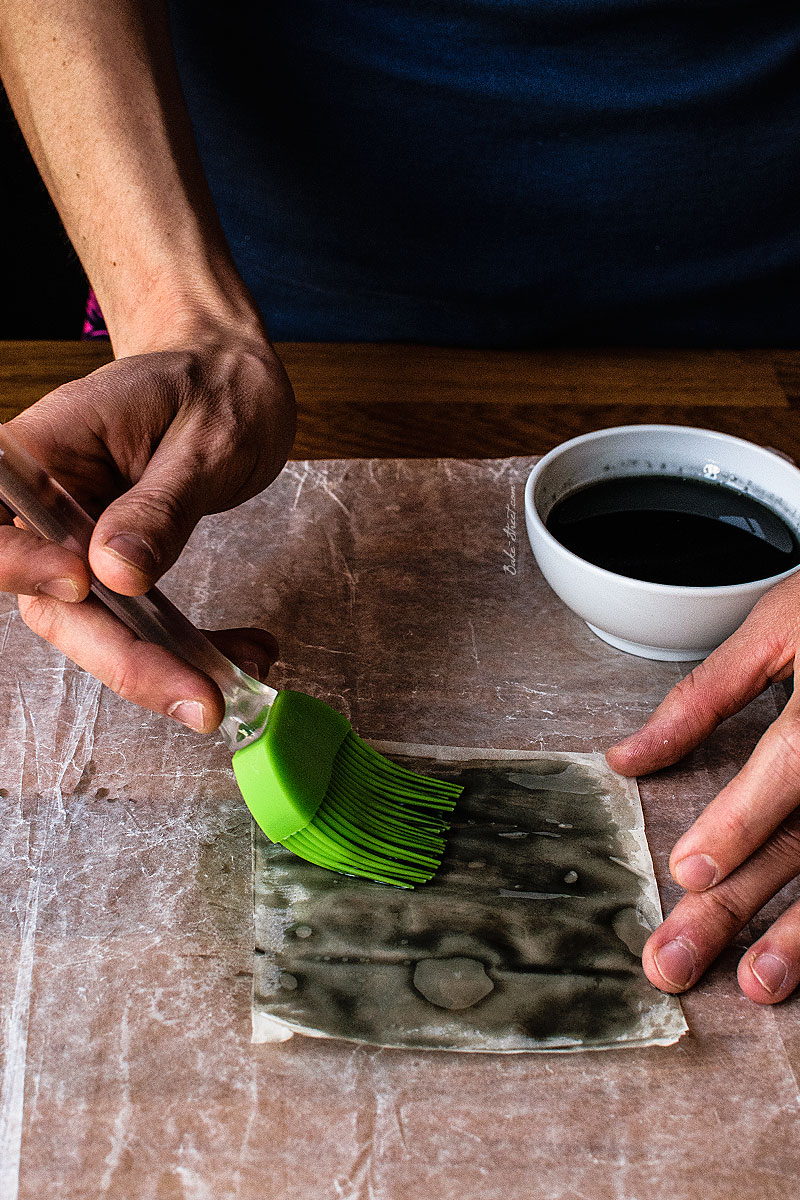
[{"x1": 0, "y1": 423, "x2": 276, "y2": 751}]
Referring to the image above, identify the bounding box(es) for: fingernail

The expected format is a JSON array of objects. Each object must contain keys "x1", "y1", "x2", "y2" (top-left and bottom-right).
[
  {"x1": 654, "y1": 938, "x2": 697, "y2": 989},
  {"x1": 241, "y1": 660, "x2": 261, "y2": 682},
  {"x1": 37, "y1": 577, "x2": 80, "y2": 602},
  {"x1": 674, "y1": 853, "x2": 718, "y2": 891},
  {"x1": 103, "y1": 533, "x2": 157, "y2": 576},
  {"x1": 751, "y1": 952, "x2": 788, "y2": 995},
  {"x1": 168, "y1": 700, "x2": 206, "y2": 732}
]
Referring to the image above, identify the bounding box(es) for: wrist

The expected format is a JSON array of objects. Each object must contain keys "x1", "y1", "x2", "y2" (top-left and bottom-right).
[{"x1": 94, "y1": 252, "x2": 268, "y2": 358}]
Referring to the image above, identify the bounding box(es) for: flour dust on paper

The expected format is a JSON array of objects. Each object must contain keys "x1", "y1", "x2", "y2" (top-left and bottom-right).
[{"x1": 252, "y1": 746, "x2": 687, "y2": 1052}]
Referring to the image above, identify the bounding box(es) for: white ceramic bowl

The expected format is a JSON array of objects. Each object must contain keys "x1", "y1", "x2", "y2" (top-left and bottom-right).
[{"x1": 524, "y1": 425, "x2": 800, "y2": 660}]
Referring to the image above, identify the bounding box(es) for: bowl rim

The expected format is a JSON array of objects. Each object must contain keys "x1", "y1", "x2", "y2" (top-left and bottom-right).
[{"x1": 524, "y1": 423, "x2": 800, "y2": 597}]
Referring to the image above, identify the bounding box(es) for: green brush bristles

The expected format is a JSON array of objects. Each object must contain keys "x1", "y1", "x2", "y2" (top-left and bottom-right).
[
  {"x1": 231, "y1": 689, "x2": 462, "y2": 888},
  {"x1": 281, "y1": 734, "x2": 462, "y2": 887}
]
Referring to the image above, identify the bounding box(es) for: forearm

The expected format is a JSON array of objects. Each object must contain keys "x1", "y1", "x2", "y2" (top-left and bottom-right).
[{"x1": 0, "y1": 0, "x2": 262, "y2": 353}]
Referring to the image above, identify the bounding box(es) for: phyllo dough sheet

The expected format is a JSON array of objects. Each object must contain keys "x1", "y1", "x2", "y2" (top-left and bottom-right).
[{"x1": 253, "y1": 745, "x2": 687, "y2": 1052}]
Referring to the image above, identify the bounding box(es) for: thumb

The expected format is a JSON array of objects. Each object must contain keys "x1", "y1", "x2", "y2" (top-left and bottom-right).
[{"x1": 89, "y1": 431, "x2": 210, "y2": 594}]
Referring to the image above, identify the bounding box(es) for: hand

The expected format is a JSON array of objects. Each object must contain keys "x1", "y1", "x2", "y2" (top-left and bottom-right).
[
  {"x1": 2, "y1": 326, "x2": 296, "y2": 731},
  {"x1": 607, "y1": 572, "x2": 800, "y2": 1004}
]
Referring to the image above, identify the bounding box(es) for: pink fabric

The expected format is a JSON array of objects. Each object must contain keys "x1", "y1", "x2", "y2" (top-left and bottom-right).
[{"x1": 82, "y1": 289, "x2": 109, "y2": 339}]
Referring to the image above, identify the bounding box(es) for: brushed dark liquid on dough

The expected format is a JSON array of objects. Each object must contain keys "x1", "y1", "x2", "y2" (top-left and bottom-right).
[{"x1": 253, "y1": 755, "x2": 679, "y2": 1052}]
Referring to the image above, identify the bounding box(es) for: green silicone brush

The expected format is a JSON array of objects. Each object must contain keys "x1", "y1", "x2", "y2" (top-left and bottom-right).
[{"x1": 0, "y1": 424, "x2": 460, "y2": 887}]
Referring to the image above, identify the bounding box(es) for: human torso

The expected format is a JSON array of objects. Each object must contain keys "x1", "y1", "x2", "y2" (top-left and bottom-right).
[{"x1": 170, "y1": 0, "x2": 800, "y2": 345}]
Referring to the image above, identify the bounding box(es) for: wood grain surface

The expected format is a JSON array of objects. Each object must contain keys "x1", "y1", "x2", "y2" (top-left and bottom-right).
[{"x1": 2, "y1": 340, "x2": 799, "y2": 459}]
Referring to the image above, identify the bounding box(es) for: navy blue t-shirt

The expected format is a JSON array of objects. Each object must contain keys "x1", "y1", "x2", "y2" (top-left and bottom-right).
[{"x1": 168, "y1": 1, "x2": 800, "y2": 346}]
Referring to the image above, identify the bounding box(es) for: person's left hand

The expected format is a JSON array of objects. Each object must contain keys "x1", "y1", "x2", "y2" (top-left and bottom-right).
[{"x1": 606, "y1": 571, "x2": 800, "y2": 1005}]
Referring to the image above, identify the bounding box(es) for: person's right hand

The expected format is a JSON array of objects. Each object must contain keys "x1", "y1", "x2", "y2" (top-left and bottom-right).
[{"x1": 2, "y1": 324, "x2": 296, "y2": 732}]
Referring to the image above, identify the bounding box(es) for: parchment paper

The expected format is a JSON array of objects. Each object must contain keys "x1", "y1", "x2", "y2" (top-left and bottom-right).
[
  {"x1": 253, "y1": 747, "x2": 686, "y2": 1051},
  {"x1": 1, "y1": 456, "x2": 798, "y2": 1200}
]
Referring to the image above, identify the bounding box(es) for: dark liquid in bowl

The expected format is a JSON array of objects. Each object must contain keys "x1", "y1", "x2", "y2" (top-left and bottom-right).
[{"x1": 545, "y1": 475, "x2": 800, "y2": 586}]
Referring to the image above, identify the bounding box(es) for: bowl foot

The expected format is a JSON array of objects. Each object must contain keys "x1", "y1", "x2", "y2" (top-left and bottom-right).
[{"x1": 585, "y1": 623, "x2": 711, "y2": 662}]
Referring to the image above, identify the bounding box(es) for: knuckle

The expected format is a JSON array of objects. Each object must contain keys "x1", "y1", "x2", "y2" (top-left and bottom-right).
[
  {"x1": 159, "y1": 347, "x2": 206, "y2": 396},
  {"x1": 716, "y1": 801, "x2": 757, "y2": 847},
  {"x1": 128, "y1": 487, "x2": 192, "y2": 535},
  {"x1": 178, "y1": 345, "x2": 271, "y2": 409},
  {"x1": 763, "y1": 812, "x2": 800, "y2": 871},
  {"x1": 660, "y1": 677, "x2": 718, "y2": 749},
  {"x1": 212, "y1": 346, "x2": 272, "y2": 396},
  {"x1": 701, "y1": 884, "x2": 751, "y2": 933},
  {"x1": 768, "y1": 718, "x2": 800, "y2": 783},
  {"x1": 752, "y1": 574, "x2": 800, "y2": 636},
  {"x1": 672, "y1": 667, "x2": 730, "y2": 727},
  {"x1": 103, "y1": 657, "x2": 141, "y2": 705},
  {"x1": 733, "y1": 589, "x2": 800, "y2": 677}
]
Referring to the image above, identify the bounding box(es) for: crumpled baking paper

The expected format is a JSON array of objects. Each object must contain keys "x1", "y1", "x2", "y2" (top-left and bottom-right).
[{"x1": 1, "y1": 456, "x2": 797, "y2": 1200}]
